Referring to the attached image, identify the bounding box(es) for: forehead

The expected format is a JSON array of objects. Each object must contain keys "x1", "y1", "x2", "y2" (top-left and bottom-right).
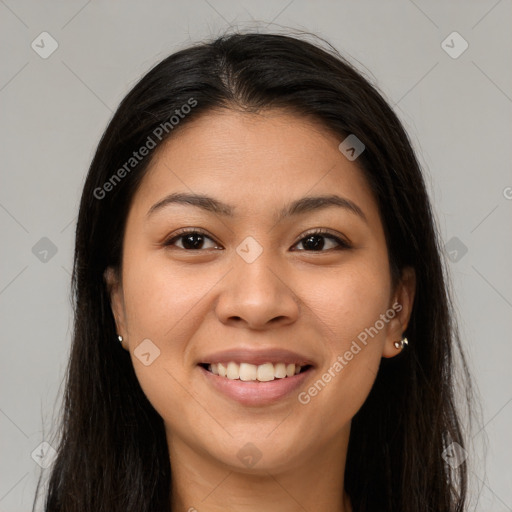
[{"x1": 129, "y1": 109, "x2": 380, "y2": 225}]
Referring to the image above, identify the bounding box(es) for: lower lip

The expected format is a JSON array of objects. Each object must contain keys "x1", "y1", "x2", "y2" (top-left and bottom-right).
[{"x1": 198, "y1": 365, "x2": 313, "y2": 406}]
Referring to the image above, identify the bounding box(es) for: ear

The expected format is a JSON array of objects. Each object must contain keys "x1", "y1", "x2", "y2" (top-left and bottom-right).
[
  {"x1": 103, "y1": 266, "x2": 127, "y2": 349},
  {"x1": 382, "y1": 266, "x2": 416, "y2": 358}
]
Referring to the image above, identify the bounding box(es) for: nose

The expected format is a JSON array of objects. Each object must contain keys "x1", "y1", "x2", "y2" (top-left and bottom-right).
[{"x1": 214, "y1": 249, "x2": 300, "y2": 330}]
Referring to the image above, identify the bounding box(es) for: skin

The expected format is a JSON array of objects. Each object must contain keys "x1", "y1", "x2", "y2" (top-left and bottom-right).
[{"x1": 105, "y1": 109, "x2": 415, "y2": 512}]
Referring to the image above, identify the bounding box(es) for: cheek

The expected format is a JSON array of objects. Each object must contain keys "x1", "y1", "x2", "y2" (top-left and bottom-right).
[
  {"x1": 122, "y1": 252, "x2": 210, "y2": 345},
  {"x1": 294, "y1": 256, "x2": 391, "y2": 428},
  {"x1": 120, "y1": 256, "x2": 211, "y2": 431},
  {"x1": 302, "y1": 255, "x2": 391, "y2": 349}
]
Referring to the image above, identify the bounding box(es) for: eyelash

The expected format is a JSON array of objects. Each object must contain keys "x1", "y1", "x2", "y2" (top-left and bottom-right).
[{"x1": 163, "y1": 227, "x2": 352, "y2": 252}]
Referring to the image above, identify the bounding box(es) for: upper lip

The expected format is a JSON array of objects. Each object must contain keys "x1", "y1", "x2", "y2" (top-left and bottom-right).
[{"x1": 198, "y1": 348, "x2": 315, "y2": 367}]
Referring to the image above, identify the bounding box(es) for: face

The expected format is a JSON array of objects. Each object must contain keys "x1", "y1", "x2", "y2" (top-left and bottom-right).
[{"x1": 106, "y1": 109, "x2": 415, "y2": 475}]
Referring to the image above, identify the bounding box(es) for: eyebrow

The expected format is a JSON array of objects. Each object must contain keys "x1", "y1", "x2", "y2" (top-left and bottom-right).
[{"x1": 146, "y1": 192, "x2": 367, "y2": 223}]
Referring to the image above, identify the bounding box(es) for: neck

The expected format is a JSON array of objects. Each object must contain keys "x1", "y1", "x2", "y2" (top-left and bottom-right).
[{"x1": 167, "y1": 425, "x2": 353, "y2": 512}]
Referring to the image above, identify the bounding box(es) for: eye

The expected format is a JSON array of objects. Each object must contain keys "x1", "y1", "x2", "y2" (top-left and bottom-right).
[
  {"x1": 163, "y1": 228, "x2": 221, "y2": 250},
  {"x1": 292, "y1": 229, "x2": 351, "y2": 252},
  {"x1": 163, "y1": 228, "x2": 351, "y2": 252}
]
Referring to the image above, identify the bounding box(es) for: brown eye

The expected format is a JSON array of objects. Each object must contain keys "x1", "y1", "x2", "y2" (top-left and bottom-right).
[
  {"x1": 164, "y1": 229, "x2": 220, "y2": 250},
  {"x1": 292, "y1": 229, "x2": 351, "y2": 252}
]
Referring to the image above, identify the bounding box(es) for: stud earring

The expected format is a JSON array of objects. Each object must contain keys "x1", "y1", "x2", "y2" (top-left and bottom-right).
[
  {"x1": 393, "y1": 337, "x2": 408, "y2": 350},
  {"x1": 117, "y1": 335, "x2": 123, "y2": 343}
]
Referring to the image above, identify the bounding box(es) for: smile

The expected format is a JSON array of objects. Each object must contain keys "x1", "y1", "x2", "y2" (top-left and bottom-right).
[
  {"x1": 201, "y1": 362, "x2": 312, "y2": 382},
  {"x1": 198, "y1": 362, "x2": 314, "y2": 406}
]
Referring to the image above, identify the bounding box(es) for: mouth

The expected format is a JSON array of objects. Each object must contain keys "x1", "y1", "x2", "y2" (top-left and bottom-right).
[
  {"x1": 199, "y1": 362, "x2": 313, "y2": 382},
  {"x1": 198, "y1": 361, "x2": 315, "y2": 406}
]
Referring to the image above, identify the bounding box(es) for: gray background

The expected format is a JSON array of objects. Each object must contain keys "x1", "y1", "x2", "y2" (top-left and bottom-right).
[{"x1": 1, "y1": 1, "x2": 511, "y2": 510}]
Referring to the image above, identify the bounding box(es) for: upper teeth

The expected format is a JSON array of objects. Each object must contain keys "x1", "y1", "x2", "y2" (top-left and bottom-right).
[{"x1": 208, "y1": 362, "x2": 303, "y2": 381}]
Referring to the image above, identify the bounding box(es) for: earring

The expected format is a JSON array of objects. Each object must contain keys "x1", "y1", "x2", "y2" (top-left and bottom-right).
[
  {"x1": 393, "y1": 337, "x2": 408, "y2": 350},
  {"x1": 117, "y1": 335, "x2": 123, "y2": 343}
]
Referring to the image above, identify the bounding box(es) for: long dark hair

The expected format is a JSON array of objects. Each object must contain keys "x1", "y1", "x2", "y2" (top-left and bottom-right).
[{"x1": 35, "y1": 30, "x2": 476, "y2": 511}]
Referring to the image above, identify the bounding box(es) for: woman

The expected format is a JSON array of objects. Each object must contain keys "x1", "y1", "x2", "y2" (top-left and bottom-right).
[{"x1": 35, "y1": 31, "x2": 475, "y2": 511}]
